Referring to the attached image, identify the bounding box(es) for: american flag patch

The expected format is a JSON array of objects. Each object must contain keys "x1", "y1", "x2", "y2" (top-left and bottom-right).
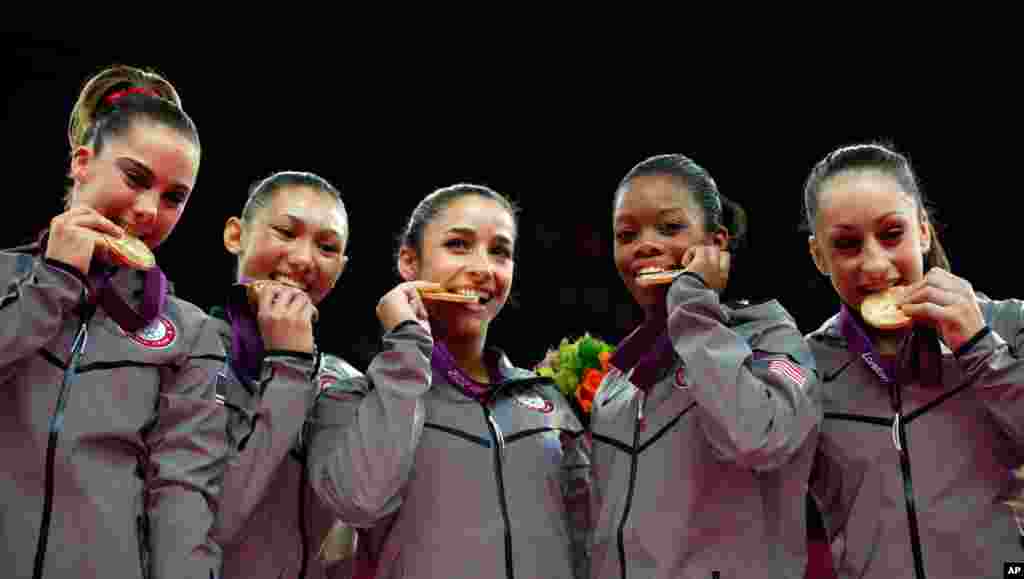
[{"x1": 763, "y1": 355, "x2": 807, "y2": 388}]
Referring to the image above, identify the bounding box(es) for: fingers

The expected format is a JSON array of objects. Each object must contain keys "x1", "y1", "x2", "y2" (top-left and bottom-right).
[
  {"x1": 257, "y1": 283, "x2": 313, "y2": 321},
  {"x1": 680, "y1": 247, "x2": 697, "y2": 269},
  {"x1": 402, "y1": 282, "x2": 430, "y2": 322},
  {"x1": 896, "y1": 268, "x2": 985, "y2": 351},
  {"x1": 61, "y1": 206, "x2": 126, "y2": 238},
  {"x1": 899, "y1": 302, "x2": 953, "y2": 323},
  {"x1": 305, "y1": 302, "x2": 320, "y2": 324},
  {"x1": 902, "y1": 284, "x2": 960, "y2": 308},
  {"x1": 408, "y1": 280, "x2": 444, "y2": 291},
  {"x1": 900, "y1": 268, "x2": 972, "y2": 307},
  {"x1": 684, "y1": 244, "x2": 731, "y2": 291}
]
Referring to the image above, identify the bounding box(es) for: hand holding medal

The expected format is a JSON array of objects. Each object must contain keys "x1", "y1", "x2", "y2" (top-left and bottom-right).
[
  {"x1": 895, "y1": 268, "x2": 986, "y2": 352},
  {"x1": 245, "y1": 279, "x2": 319, "y2": 353},
  {"x1": 636, "y1": 243, "x2": 730, "y2": 292}
]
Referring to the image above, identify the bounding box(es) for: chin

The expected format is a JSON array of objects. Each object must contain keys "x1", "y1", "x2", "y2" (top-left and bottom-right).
[{"x1": 629, "y1": 286, "x2": 663, "y2": 308}]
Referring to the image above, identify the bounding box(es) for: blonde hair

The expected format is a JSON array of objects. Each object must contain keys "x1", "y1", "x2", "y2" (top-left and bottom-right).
[{"x1": 68, "y1": 64, "x2": 183, "y2": 149}]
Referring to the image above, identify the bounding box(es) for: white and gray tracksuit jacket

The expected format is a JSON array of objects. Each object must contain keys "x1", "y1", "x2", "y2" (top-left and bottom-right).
[
  {"x1": 0, "y1": 243, "x2": 227, "y2": 579},
  {"x1": 809, "y1": 297, "x2": 1024, "y2": 579},
  {"x1": 307, "y1": 321, "x2": 590, "y2": 579},
  {"x1": 590, "y1": 273, "x2": 821, "y2": 579},
  {"x1": 211, "y1": 287, "x2": 361, "y2": 579}
]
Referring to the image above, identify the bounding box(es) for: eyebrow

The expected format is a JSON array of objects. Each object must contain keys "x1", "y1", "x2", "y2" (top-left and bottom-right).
[
  {"x1": 118, "y1": 157, "x2": 190, "y2": 194},
  {"x1": 447, "y1": 226, "x2": 514, "y2": 246},
  {"x1": 614, "y1": 207, "x2": 689, "y2": 224},
  {"x1": 831, "y1": 211, "x2": 910, "y2": 231},
  {"x1": 283, "y1": 213, "x2": 345, "y2": 237}
]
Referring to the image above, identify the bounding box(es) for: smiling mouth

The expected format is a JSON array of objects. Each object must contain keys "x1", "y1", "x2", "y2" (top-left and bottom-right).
[
  {"x1": 452, "y1": 288, "x2": 493, "y2": 305},
  {"x1": 634, "y1": 266, "x2": 685, "y2": 286}
]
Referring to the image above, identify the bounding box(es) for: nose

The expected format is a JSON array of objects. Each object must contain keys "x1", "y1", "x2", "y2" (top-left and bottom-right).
[
  {"x1": 465, "y1": 247, "x2": 494, "y2": 281},
  {"x1": 860, "y1": 238, "x2": 890, "y2": 280},
  {"x1": 287, "y1": 238, "x2": 315, "y2": 271},
  {"x1": 131, "y1": 191, "x2": 159, "y2": 229},
  {"x1": 633, "y1": 230, "x2": 664, "y2": 258}
]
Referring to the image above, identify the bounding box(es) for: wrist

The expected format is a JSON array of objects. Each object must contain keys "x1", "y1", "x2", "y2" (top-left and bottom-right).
[
  {"x1": 264, "y1": 335, "x2": 315, "y2": 353},
  {"x1": 954, "y1": 325, "x2": 992, "y2": 358},
  {"x1": 44, "y1": 247, "x2": 92, "y2": 277}
]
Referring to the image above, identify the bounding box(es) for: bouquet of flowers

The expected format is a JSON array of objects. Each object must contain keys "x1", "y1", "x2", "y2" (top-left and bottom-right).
[{"x1": 535, "y1": 333, "x2": 615, "y2": 423}]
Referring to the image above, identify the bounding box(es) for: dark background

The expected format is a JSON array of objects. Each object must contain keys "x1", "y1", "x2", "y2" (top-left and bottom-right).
[{"x1": 5, "y1": 37, "x2": 1020, "y2": 369}]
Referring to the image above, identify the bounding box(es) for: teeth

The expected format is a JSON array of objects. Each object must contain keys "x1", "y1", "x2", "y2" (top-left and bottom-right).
[
  {"x1": 273, "y1": 276, "x2": 308, "y2": 291},
  {"x1": 454, "y1": 288, "x2": 493, "y2": 302},
  {"x1": 638, "y1": 266, "x2": 666, "y2": 276}
]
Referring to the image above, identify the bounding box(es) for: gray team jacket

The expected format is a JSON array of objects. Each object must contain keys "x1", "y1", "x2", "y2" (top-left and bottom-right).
[
  {"x1": 307, "y1": 321, "x2": 590, "y2": 579},
  {"x1": 210, "y1": 291, "x2": 362, "y2": 579},
  {"x1": 0, "y1": 244, "x2": 227, "y2": 579},
  {"x1": 808, "y1": 297, "x2": 1024, "y2": 579},
  {"x1": 589, "y1": 273, "x2": 821, "y2": 579}
]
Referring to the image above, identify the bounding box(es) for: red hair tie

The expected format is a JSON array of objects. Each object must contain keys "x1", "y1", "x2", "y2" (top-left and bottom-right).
[{"x1": 103, "y1": 86, "x2": 158, "y2": 107}]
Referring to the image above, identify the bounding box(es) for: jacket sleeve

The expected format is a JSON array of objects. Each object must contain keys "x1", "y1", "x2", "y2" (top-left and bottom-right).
[
  {"x1": 0, "y1": 251, "x2": 88, "y2": 369},
  {"x1": 307, "y1": 322, "x2": 433, "y2": 526},
  {"x1": 957, "y1": 298, "x2": 1024, "y2": 448},
  {"x1": 667, "y1": 273, "x2": 822, "y2": 471},
  {"x1": 212, "y1": 350, "x2": 319, "y2": 545},
  {"x1": 145, "y1": 314, "x2": 229, "y2": 579}
]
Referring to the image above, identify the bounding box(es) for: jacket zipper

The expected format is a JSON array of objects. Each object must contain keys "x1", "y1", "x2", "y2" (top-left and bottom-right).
[
  {"x1": 33, "y1": 305, "x2": 94, "y2": 579},
  {"x1": 616, "y1": 390, "x2": 644, "y2": 579},
  {"x1": 137, "y1": 512, "x2": 151, "y2": 579},
  {"x1": 482, "y1": 402, "x2": 514, "y2": 579},
  {"x1": 888, "y1": 383, "x2": 926, "y2": 579}
]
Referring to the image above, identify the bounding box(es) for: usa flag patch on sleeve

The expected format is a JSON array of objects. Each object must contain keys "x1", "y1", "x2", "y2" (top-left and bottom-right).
[{"x1": 761, "y1": 354, "x2": 808, "y2": 388}]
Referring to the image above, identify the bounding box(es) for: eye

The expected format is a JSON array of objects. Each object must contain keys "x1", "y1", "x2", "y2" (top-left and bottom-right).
[
  {"x1": 615, "y1": 230, "x2": 637, "y2": 244},
  {"x1": 658, "y1": 222, "x2": 686, "y2": 235},
  {"x1": 444, "y1": 238, "x2": 470, "y2": 251},
  {"x1": 832, "y1": 237, "x2": 860, "y2": 251},
  {"x1": 273, "y1": 226, "x2": 296, "y2": 239},
  {"x1": 124, "y1": 171, "x2": 147, "y2": 188},
  {"x1": 319, "y1": 242, "x2": 340, "y2": 253},
  {"x1": 163, "y1": 191, "x2": 187, "y2": 206},
  {"x1": 880, "y1": 227, "x2": 904, "y2": 242},
  {"x1": 490, "y1": 245, "x2": 513, "y2": 258}
]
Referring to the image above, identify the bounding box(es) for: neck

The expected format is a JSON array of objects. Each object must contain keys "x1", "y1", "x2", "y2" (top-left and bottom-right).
[
  {"x1": 641, "y1": 299, "x2": 668, "y2": 324},
  {"x1": 437, "y1": 329, "x2": 489, "y2": 383},
  {"x1": 872, "y1": 329, "x2": 909, "y2": 356}
]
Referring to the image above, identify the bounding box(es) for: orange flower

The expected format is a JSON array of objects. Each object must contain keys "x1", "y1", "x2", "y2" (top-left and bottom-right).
[
  {"x1": 576, "y1": 368, "x2": 605, "y2": 413},
  {"x1": 598, "y1": 350, "x2": 611, "y2": 373},
  {"x1": 579, "y1": 399, "x2": 593, "y2": 414}
]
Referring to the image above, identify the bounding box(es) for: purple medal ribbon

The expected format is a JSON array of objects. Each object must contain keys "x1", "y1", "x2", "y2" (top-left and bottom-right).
[
  {"x1": 225, "y1": 281, "x2": 266, "y2": 384},
  {"x1": 610, "y1": 302, "x2": 676, "y2": 392},
  {"x1": 839, "y1": 304, "x2": 899, "y2": 385},
  {"x1": 430, "y1": 340, "x2": 503, "y2": 402},
  {"x1": 89, "y1": 266, "x2": 168, "y2": 333},
  {"x1": 839, "y1": 303, "x2": 943, "y2": 390}
]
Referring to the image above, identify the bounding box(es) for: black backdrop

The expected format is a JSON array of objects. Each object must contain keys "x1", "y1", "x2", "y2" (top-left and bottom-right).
[{"x1": 6, "y1": 37, "x2": 1020, "y2": 369}]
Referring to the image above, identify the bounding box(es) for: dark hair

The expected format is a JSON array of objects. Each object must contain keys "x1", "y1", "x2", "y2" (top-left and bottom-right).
[
  {"x1": 241, "y1": 171, "x2": 347, "y2": 229},
  {"x1": 65, "y1": 65, "x2": 199, "y2": 207},
  {"x1": 802, "y1": 142, "x2": 950, "y2": 271},
  {"x1": 615, "y1": 154, "x2": 748, "y2": 252},
  {"x1": 397, "y1": 183, "x2": 519, "y2": 259}
]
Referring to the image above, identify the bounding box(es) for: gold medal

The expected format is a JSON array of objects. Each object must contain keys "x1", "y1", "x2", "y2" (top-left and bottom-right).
[
  {"x1": 102, "y1": 234, "x2": 156, "y2": 270},
  {"x1": 860, "y1": 286, "x2": 912, "y2": 330}
]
